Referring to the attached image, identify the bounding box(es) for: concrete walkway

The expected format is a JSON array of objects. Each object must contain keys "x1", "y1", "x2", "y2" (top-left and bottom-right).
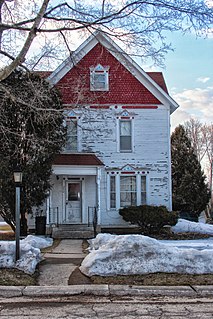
[{"x1": 38, "y1": 239, "x2": 87, "y2": 286}]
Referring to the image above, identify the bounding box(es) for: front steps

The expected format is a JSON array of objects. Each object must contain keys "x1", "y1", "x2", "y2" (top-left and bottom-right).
[{"x1": 51, "y1": 224, "x2": 96, "y2": 239}]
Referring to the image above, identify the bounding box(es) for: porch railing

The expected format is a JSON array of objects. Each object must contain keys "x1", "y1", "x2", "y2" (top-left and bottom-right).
[{"x1": 88, "y1": 206, "x2": 98, "y2": 237}]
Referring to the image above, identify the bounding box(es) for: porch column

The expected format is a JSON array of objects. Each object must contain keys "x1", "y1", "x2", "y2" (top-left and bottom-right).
[
  {"x1": 96, "y1": 167, "x2": 101, "y2": 224},
  {"x1": 62, "y1": 177, "x2": 66, "y2": 224},
  {"x1": 46, "y1": 191, "x2": 50, "y2": 225}
]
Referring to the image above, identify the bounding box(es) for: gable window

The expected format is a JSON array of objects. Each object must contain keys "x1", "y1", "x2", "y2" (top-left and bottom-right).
[
  {"x1": 90, "y1": 64, "x2": 109, "y2": 91},
  {"x1": 66, "y1": 119, "x2": 77, "y2": 151},
  {"x1": 120, "y1": 120, "x2": 132, "y2": 152}
]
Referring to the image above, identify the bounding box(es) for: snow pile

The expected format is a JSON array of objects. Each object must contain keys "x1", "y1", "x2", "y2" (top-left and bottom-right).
[
  {"x1": 172, "y1": 219, "x2": 213, "y2": 235},
  {"x1": 0, "y1": 235, "x2": 53, "y2": 274},
  {"x1": 0, "y1": 221, "x2": 13, "y2": 233},
  {"x1": 80, "y1": 233, "x2": 213, "y2": 277}
]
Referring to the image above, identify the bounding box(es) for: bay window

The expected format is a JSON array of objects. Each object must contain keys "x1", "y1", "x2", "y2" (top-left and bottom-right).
[{"x1": 109, "y1": 173, "x2": 147, "y2": 209}]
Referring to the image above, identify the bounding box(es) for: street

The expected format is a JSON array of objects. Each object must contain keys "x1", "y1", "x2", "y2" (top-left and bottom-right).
[{"x1": 0, "y1": 295, "x2": 213, "y2": 318}]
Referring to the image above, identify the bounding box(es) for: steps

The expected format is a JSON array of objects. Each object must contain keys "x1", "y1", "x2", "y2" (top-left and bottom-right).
[{"x1": 51, "y1": 224, "x2": 95, "y2": 239}]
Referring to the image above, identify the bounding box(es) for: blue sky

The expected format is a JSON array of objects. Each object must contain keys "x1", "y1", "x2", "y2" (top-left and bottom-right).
[{"x1": 157, "y1": 32, "x2": 213, "y2": 130}]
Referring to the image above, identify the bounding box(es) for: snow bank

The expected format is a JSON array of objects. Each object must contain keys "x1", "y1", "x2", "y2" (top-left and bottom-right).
[
  {"x1": 0, "y1": 235, "x2": 53, "y2": 274},
  {"x1": 80, "y1": 233, "x2": 213, "y2": 277},
  {"x1": 172, "y1": 219, "x2": 213, "y2": 235}
]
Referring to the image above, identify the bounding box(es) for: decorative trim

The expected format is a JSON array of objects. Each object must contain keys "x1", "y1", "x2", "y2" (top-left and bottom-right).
[
  {"x1": 121, "y1": 164, "x2": 135, "y2": 172},
  {"x1": 122, "y1": 105, "x2": 158, "y2": 109},
  {"x1": 121, "y1": 171, "x2": 135, "y2": 174},
  {"x1": 90, "y1": 105, "x2": 110, "y2": 109}
]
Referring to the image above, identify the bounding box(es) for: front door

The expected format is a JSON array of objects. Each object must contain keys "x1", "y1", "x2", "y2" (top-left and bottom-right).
[{"x1": 65, "y1": 182, "x2": 82, "y2": 223}]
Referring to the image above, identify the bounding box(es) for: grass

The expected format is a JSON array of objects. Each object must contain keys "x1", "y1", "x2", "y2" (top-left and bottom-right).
[
  {"x1": 91, "y1": 273, "x2": 213, "y2": 286},
  {"x1": 0, "y1": 268, "x2": 38, "y2": 286}
]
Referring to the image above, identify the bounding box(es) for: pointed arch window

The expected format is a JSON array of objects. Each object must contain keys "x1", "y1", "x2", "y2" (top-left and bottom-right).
[{"x1": 90, "y1": 64, "x2": 109, "y2": 91}]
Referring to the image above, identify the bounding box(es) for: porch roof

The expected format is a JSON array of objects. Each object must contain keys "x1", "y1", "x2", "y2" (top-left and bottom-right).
[{"x1": 53, "y1": 153, "x2": 104, "y2": 166}]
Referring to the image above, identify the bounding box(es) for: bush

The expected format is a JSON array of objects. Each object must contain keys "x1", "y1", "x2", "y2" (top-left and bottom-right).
[{"x1": 119, "y1": 205, "x2": 178, "y2": 235}]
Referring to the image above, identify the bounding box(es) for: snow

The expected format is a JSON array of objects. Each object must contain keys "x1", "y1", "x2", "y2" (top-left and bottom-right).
[
  {"x1": 172, "y1": 218, "x2": 213, "y2": 235},
  {"x1": 1, "y1": 218, "x2": 213, "y2": 277},
  {"x1": 0, "y1": 221, "x2": 13, "y2": 233},
  {"x1": 80, "y1": 219, "x2": 213, "y2": 277},
  {"x1": 0, "y1": 235, "x2": 53, "y2": 274}
]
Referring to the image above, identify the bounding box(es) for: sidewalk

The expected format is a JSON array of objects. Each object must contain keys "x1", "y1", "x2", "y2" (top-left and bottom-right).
[
  {"x1": 38, "y1": 239, "x2": 87, "y2": 286},
  {"x1": 1, "y1": 284, "x2": 213, "y2": 298}
]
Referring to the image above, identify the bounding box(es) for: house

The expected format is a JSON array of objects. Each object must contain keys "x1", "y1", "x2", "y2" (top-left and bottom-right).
[{"x1": 30, "y1": 30, "x2": 179, "y2": 238}]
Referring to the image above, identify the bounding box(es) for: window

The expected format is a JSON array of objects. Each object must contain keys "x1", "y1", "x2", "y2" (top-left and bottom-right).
[
  {"x1": 66, "y1": 120, "x2": 77, "y2": 151},
  {"x1": 110, "y1": 176, "x2": 116, "y2": 209},
  {"x1": 120, "y1": 120, "x2": 132, "y2": 152},
  {"x1": 141, "y1": 176, "x2": 146, "y2": 204},
  {"x1": 120, "y1": 176, "x2": 137, "y2": 207},
  {"x1": 68, "y1": 183, "x2": 80, "y2": 201},
  {"x1": 109, "y1": 173, "x2": 147, "y2": 209},
  {"x1": 90, "y1": 64, "x2": 109, "y2": 91}
]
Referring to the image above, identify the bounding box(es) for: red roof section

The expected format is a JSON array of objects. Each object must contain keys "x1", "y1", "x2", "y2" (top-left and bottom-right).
[
  {"x1": 53, "y1": 154, "x2": 104, "y2": 166},
  {"x1": 147, "y1": 72, "x2": 168, "y2": 93}
]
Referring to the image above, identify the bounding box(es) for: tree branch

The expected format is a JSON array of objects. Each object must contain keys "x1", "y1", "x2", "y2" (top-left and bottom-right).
[{"x1": 0, "y1": 0, "x2": 50, "y2": 81}]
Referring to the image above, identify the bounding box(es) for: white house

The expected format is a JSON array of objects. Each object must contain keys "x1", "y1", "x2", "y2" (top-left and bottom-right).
[{"x1": 31, "y1": 31, "x2": 179, "y2": 237}]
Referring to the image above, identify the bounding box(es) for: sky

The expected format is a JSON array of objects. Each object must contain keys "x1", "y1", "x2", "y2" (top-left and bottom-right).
[{"x1": 153, "y1": 32, "x2": 213, "y2": 131}]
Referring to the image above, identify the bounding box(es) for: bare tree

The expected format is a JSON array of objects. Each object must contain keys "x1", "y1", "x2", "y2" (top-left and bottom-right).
[
  {"x1": 184, "y1": 118, "x2": 213, "y2": 213},
  {"x1": 184, "y1": 118, "x2": 206, "y2": 163},
  {"x1": 0, "y1": 0, "x2": 212, "y2": 81},
  {"x1": 184, "y1": 119, "x2": 213, "y2": 174},
  {"x1": 201, "y1": 124, "x2": 213, "y2": 195}
]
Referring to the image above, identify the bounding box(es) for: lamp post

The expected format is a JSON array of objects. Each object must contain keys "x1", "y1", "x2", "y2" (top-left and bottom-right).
[{"x1": 14, "y1": 168, "x2": 23, "y2": 261}]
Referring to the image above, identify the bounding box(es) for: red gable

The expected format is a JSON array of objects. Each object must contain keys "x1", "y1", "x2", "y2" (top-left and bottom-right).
[{"x1": 56, "y1": 43, "x2": 164, "y2": 106}]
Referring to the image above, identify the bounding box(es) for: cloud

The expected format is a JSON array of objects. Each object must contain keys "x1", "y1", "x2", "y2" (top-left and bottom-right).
[
  {"x1": 171, "y1": 86, "x2": 213, "y2": 130},
  {"x1": 197, "y1": 77, "x2": 210, "y2": 83},
  {"x1": 205, "y1": 0, "x2": 213, "y2": 7}
]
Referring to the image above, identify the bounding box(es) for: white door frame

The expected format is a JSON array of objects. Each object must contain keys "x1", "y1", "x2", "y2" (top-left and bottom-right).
[{"x1": 65, "y1": 180, "x2": 82, "y2": 224}]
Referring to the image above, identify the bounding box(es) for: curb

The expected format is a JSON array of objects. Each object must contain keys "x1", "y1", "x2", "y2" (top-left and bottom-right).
[{"x1": 0, "y1": 285, "x2": 213, "y2": 298}]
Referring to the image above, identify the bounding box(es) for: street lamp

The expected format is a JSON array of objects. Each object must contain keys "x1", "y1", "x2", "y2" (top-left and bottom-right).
[{"x1": 14, "y1": 168, "x2": 23, "y2": 261}]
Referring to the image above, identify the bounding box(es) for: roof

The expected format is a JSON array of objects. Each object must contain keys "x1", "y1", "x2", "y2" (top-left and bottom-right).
[
  {"x1": 47, "y1": 30, "x2": 179, "y2": 114},
  {"x1": 53, "y1": 154, "x2": 104, "y2": 166},
  {"x1": 147, "y1": 72, "x2": 168, "y2": 94},
  {"x1": 34, "y1": 71, "x2": 52, "y2": 78}
]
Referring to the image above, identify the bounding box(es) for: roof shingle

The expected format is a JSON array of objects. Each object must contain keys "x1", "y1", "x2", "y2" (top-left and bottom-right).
[{"x1": 53, "y1": 154, "x2": 104, "y2": 166}]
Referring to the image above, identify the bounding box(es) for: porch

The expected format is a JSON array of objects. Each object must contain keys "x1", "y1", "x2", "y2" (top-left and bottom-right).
[
  {"x1": 48, "y1": 207, "x2": 98, "y2": 239},
  {"x1": 46, "y1": 153, "x2": 104, "y2": 238}
]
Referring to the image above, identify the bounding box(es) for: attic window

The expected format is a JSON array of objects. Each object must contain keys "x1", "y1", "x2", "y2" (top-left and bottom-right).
[{"x1": 90, "y1": 64, "x2": 109, "y2": 91}]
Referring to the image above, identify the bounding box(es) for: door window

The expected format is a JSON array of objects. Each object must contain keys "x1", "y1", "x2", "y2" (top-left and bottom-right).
[{"x1": 68, "y1": 183, "x2": 80, "y2": 201}]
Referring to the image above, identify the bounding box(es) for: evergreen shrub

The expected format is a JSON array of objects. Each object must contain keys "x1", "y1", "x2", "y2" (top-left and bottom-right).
[{"x1": 119, "y1": 205, "x2": 178, "y2": 235}]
